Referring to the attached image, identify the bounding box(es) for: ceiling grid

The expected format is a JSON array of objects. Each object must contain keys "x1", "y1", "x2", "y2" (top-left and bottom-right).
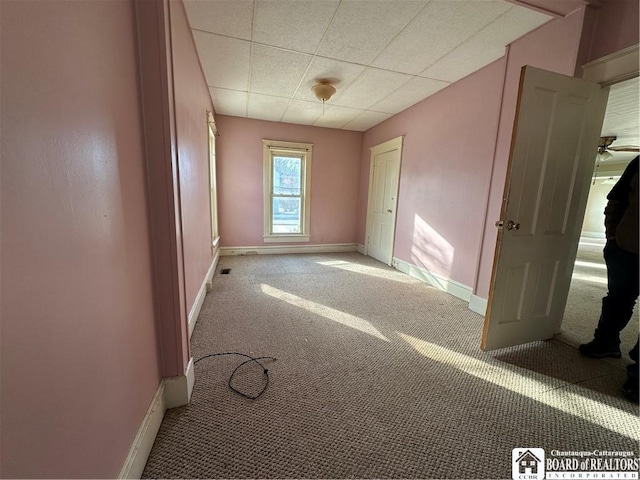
[{"x1": 184, "y1": 0, "x2": 554, "y2": 131}]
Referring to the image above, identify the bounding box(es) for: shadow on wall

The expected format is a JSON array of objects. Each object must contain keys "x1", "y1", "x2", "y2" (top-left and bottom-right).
[{"x1": 410, "y1": 213, "x2": 455, "y2": 280}]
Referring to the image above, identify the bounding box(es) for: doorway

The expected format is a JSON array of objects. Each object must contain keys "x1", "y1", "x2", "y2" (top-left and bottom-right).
[{"x1": 558, "y1": 76, "x2": 640, "y2": 356}]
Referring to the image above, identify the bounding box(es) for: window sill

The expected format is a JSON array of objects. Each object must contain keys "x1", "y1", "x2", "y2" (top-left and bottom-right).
[{"x1": 263, "y1": 234, "x2": 310, "y2": 243}]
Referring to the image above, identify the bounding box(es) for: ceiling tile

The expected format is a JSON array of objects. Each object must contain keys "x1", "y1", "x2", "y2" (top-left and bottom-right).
[
  {"x1": 313, "y1": 105, "x2": 362, "y2": 129},
  {"x1": 250, "y1": 44, "x2": 313, "y2": 98},
  {"x1": 343, "y1": 111, "x2": 393, "y2": 131},
  {"x1": 209, "y1": 88, "x2": 248, "y2": 117},
  {"x1": 188, "y1": 0, "x2": 556, "y2": 130},
  {"x1": 332, "y1": 68, "x2": 412, "y2": 110},
  {"x1": 294, "y1": 57, "x2": 366, "y2": 103},
  {"x1": 281, "y1": 99, "x2": 324, "y2": 126},
  {"x1": 372, "y1": 0, "x2": 510, "y2": 75},
  {"x1": 372, "y1": 77, "x2": 450, "y2": 114},
  {"x1": 184, "y1": 0, "x2": 253, "y2": 40},
  {"x1": 420, "y1": 6, "x2": 550, "y2": 82},
  {"x1": 247, "y1": 93, "x2": 291, "y2": 122},
  {"x1": 316, "y1": 0, "x2": 428, "y2": 65},
  {"x1": 193, "y1": 31, "x2": 251, "y2": 90},
  {"x1": 253, "y1": 0, "x2": 340, "y2": 54}
]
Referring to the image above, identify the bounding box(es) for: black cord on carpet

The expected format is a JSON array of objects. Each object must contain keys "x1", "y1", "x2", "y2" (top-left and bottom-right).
[{"x1": 194, "y1": 352, "x2": 277, "y2": 399}]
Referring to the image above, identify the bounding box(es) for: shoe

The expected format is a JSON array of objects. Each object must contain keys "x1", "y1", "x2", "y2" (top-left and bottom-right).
[
  {"x1": 622, "y1": 379, "x2": 639, "y2": 403},
  {"x1": 579, "y1": 340, "x2": 621, "y2": 359}
]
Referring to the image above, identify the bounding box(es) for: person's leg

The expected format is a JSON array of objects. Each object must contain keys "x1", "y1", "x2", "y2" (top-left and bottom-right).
[
  {"x1": 580, "y1": 241, "x2": 639, "y2": 358},
  {"x1": 623, "y1": 339, "x2": 639, "y2": 403}
]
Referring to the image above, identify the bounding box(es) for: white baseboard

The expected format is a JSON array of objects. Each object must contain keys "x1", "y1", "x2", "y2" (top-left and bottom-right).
[
  {"x1": 468, "y1": 294, "x2": 488, "y2": 317},
  {"x1": 220, "y1": 243, "x2": 357, "y2": 256},
  {"x1": 357, "y1": 244, "x2": 366, "y2": 254},
  {"x1": 580, "y1": 231, "x2": 606, "y2": 240},
  {"x1": 188, "y1": 250, "x2": 219, "y2": 338},
  {"x1": 163, "y1": 357, "x2": 194, "y2": 410},
  {"x1": 118, "y1": 382, "x2": 166, "y2": 479},
  {"x1": 392, "y1": 257, "x2": 472, "y2": 303},
  {"x1": 118, "y1": 357, "x2": 196, "y2": 479}
]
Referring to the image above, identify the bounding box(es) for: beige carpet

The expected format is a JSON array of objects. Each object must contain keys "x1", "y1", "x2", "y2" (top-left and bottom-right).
[{"x1": 143, "y1": 252, "x2": 639, "y2": 479}]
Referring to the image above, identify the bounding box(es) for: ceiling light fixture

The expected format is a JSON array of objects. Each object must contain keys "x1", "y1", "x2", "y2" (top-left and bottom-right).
[
  {"x1": 311, "y1": 81, "x2": 336, "y2": 114},
  {"x1": 312, "y1": 81, "x2": 336, "y2": 102}
]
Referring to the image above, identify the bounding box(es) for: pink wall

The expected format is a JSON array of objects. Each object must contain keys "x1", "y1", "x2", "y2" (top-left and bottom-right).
[
  {"x1": 359, "y1": 59, "x2": 506, "y2": 288},
  {"x1": 170, "y1": 0, "x2": 215, "y2": 312},
  {"x1": 475, "y1": 8, "x2": 586, "y2": 298},
  {"x1": 587, "y1": 0, "x2": 639, "y2": 62},
  {"x1": 216, "y1": 116, "x2": 363, "y2": 247},
  {"x1": 0, "y1": 1, "x2": 161, "y2": 477},
  {"x1": 358, "y1": 7, "x2": 591, "y2": 297}
]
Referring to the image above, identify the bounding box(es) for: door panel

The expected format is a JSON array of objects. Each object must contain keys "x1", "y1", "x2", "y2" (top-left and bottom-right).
[{"x1": 482, "y1": 66, "x2": 608, "y2": 351}]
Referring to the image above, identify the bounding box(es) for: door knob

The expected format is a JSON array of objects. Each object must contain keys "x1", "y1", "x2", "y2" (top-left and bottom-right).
[
  {"x1": 495, "y1": 219, "x2": 520, "y2": 230},
  {"x1": 387, "y1": 209, "x2": 393, "y2": 213}
]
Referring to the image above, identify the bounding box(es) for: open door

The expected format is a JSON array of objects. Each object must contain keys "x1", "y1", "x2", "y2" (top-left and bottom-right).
[
  {"x1": 365, "y1": 136, "x2": 403, "y2": 266},
  {"x1": 481, "y1": 66, "x2": 608, "y2": 351}
]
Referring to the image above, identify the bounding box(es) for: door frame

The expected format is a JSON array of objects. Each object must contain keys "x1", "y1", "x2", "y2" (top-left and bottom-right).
[
  {"x1": 364, "y1": 136, "x2": 404, "y2": 265},
  {"x1": 582, "y1": 44, "x2": 639, "y2": 85},
  {"x1": 207, "y1": 111, "x2": 220, "y2": 253}
]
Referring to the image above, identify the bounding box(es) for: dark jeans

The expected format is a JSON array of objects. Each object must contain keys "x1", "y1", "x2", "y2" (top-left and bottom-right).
[{"x1": 594, "y1": 240, "x2": 639, "y2": 346}]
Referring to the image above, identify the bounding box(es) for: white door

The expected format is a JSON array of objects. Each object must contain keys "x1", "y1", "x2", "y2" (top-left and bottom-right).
[
  {"x1": 481, "y1": 66, "x2": 608, "y2": 351},
  {"x1": 366, "y1": 136, "x2": 403, "y2": 265}
]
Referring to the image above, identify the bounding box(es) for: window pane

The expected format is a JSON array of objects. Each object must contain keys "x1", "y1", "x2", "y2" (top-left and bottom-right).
[
  {"x1": 273, "y1": 156, "x2": 301, "y2": 195},
  {"x1": 272, "y1": 197, "x2": 301, "y2": 233}
]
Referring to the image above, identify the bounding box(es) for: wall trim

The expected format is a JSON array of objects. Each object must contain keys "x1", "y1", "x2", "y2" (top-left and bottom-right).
[
  {"x1": 469, "y1": 294, "x2": 488, "y2": 317},
  {"x1": 582, "y1": 44, "x2": 639, "y2": 85},
  {"x1": 163, "y1": 357, "x2": 194, "y2": 409},
  {"x1": 392, "y1": 257, "x2": 473, "y2": 303},
  {"x1": 188, "y1": 250, "x2": 219, "y2": 338},
  {"x1": 118, "y1": 382, "x2": 166, "y2": 479},
  {"x1": 118, "y1": 355, "x2": 196, "y2": 479},
  {"x1": 220, "y1": 243, "x2": 357, "y2": 256},
  {"x1": 357, "y1": 244, "x2": 366, "y2": 254}
]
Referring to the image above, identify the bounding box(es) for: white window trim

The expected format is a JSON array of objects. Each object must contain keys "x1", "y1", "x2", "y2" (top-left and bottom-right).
[{"x1": 263, "y1": 139, "x2": 312, "y2": 243}]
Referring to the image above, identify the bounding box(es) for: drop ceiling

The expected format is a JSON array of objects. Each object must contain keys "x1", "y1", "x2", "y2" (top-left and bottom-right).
[{"x1": 185, "y1": 0, "x2": 553, "y2": 131}]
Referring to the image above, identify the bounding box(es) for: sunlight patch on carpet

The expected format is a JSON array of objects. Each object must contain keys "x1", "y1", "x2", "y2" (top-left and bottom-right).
[
  {"x1": 397, "y1": 332, "x2": 640, "y2": 439},
  {"x1": 260, "y1": 283, "x2": 389, "y2": 341},
  {"x1": 571, "y1": 273, "x2": 607, "y2": 285},
  {"x1": 315, "y1": 260, "x2": 414, "y2": 283},
  {"x1": 574, "y1": 260, "x2": 607, "y2": 270}
]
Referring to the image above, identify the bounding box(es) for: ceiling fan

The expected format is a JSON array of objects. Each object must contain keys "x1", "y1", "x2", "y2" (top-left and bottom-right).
[
  {"x1": 598, "y1": 136, "x2": 639, "y2": 158},
  {"x1": 593, "y1": 136, "x2": 639, "y2": 184}
]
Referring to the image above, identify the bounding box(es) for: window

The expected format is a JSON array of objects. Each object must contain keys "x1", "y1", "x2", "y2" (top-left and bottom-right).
[{"x1": 263, "y1": 140, "x2": 312, "y2": 242}]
